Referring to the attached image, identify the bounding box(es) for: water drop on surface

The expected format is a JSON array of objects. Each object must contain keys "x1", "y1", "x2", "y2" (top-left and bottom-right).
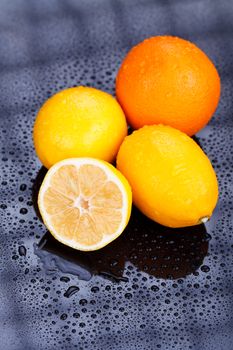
[
  {"x1": 201, "y1": 265, "x2": 210, "y2": 273},
  {"x1": 20, "y1": 208, "x2": 28, "y2": 215},
  {"x1": 60, "y1": 313, "x2": 68, "y2": 320},
  {"x1": 151, "y1": 285, "x2": 159, "y2": 292},
  {"x1": 18, "y1": 245, "x2": 27, "y2": 256},
  {"x1": 125, "y1": 293, "x2": 133, "y2": 299},
  {"x1": 64, "y1": 286, "x2": 80, "y2": 298},
  {"x1": 60, "y1": 276, "x2": 70, "y2": 283},
  {"x1": 20, "y1": 184, "x2": 27, "y2": 191},
  {"x1": 79, "y1": 299, "x2": 87, "y2": 306}
]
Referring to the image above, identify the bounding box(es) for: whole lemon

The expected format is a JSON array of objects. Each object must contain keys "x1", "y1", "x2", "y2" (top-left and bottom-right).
[
  {"x1": 33, "y1": 86, "x2": 127, "y2": 168},
  {"x1": 116, "y1": 36, "x2": 221, "y2": 136},
  {"x1": 116, "y1": 125, "x2": 218, "y2": 228}
]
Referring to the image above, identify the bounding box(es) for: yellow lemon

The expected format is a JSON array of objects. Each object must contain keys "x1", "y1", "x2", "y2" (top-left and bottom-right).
[
  {"x1": 117, "y1": 125, "x2": 218, "y2": 228},
  {"x1": 33, "y1": 87, "x2": 127, "y2": 168},
  {"x1": 38, "y1": 158, "x2": 132, "y2": 251}
]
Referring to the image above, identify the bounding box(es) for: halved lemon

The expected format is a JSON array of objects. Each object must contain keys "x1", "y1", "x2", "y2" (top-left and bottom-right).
[{"x1": 38, "y1": 158, "x2": 132, "y2": 251}]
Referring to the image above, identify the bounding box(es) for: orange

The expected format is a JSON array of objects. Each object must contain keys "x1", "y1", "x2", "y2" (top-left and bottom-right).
[
  {"x1": 38, "y1": 158, "x2": 132, "y2": 251},
  {"x1": 116, "y1": 36, "x2": 221, "y2": 136},
  {"x1": 33, "y1": 86, "x2": 127, "y2": 168},
  {"x1": 117, "y1": 125, "x2": 218, "y2": 228}
]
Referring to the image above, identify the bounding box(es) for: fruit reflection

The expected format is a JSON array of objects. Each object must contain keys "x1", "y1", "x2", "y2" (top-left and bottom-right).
[{"x1": 35, "y1": 206, "x2": 209, "y2": 281}]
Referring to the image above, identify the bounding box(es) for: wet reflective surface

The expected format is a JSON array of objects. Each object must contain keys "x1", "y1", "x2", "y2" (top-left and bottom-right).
[
  {"x1": 35, "y1": 208, "x2": 209, "y2": 282},
  {"x1": 33, "y1": 166, "x2": 210, "y2": 282},
  {"x1": 0, "y1": 1, "x2": 233, "y2": 349}
]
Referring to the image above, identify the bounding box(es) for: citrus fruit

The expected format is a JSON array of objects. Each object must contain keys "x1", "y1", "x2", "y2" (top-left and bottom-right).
[
  {"x1": 116, "y1": 125, "x2": 218, "y2": 228},
  {"x1": 116, "y1": 36, "x2": 221, "y2": 136},
  {"x1": 38, "y1": 158, "x2": 132, "y2": 251},
  {"x1": 33, "y1": 86, "x2": 127, "y2": 168}
]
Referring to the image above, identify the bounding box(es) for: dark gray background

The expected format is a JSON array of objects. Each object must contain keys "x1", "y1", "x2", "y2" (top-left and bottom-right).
[{"x1": 0, "y1": 0, "x2": 233, "y2": 349}]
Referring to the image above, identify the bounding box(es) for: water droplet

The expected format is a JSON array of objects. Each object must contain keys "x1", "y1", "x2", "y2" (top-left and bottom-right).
[
  {"x1": 18, "y1": 245, "x2": 27, "y2": 256},
  {"x1": 20, "y1": 184, "x2": 27, "y2": 191},
  {"x1": 60, "y1": 313, "x2": 68, "y2": 320},
  {"x1": 60, "y1": 276, "x2": 70, "y2": 283},
  {"x1": 125, "y1": 293, "x2": 132, "y2": 299},
  {"x1": 20, "y1": 208, "x2": 28, "y2": 215},
  {"x1": 151, "y1": 285, "x2": 159, "y2": 292},
  {"x1": 201, "y1": 265, "x2": 210, "y2": 273},
  {"x1": 64, "y1": 286, "x2": 80, "y2": 298}
]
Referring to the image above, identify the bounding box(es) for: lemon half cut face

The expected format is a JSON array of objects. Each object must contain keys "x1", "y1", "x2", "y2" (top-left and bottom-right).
[{"x1": 38, "y1": 158, "x2": 132, "y2": 251}]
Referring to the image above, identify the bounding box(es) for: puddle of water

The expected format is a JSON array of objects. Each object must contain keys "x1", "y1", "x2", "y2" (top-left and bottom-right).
[{"x1": 34, "y1": 207, "x2": 209, "y2": 282}]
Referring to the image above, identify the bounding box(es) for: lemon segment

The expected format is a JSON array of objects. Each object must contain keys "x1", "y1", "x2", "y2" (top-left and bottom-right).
[{"x1": 38, "y1": 158, "x2": 132, "y2": 251}]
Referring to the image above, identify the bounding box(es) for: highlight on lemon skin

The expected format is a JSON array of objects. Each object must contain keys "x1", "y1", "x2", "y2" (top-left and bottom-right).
[
  {"x1": 33, "y1": 86, "x2": 128, "y2": 168},
  {"x1": 116, "y1": 124, "x2": 219, "y2": 228},
  {"x1": 38, "y1": 158, "x2": 132, "y2": 251}
]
